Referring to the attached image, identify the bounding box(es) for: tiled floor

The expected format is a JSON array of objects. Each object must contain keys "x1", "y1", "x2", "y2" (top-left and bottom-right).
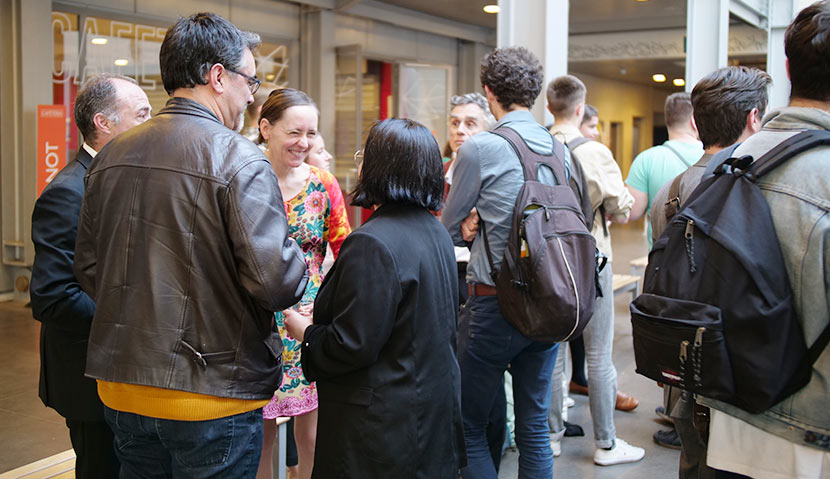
[{"x1": 0, "y1": 219, "x2": 683, "y2": 477}]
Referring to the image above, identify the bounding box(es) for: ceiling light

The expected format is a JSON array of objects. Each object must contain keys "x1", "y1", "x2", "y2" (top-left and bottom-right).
[
  {"x1": 91, "y1": 37, "x2": 108, "y2": 45},
  {"x1": 114, "y1": 59, "x2": 129, "y2": 66},
  {"x1": 265, "y1": 73, "x2": 275, "y2": 81},
  {"x1": 673, "y1": 78, "x2": 686, "y2": 87},
  {"x1": 652, "y1": 74, "x2": 667, "y2": 83},
  {"x1": 483, "y1": 5, "x2": 500, "y2": 14},
  {"x1": 637, "y1": 0, "x2": 649, "y2": 2}
]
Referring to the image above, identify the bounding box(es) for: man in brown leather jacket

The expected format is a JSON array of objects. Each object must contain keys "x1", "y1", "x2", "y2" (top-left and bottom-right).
[{"x1": 74, "y1": 12, "x2": 307, "y2": 477}]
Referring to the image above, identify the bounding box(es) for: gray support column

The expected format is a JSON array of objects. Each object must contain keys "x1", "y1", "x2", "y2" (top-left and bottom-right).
[
  {"x1": 300, "y1": 8, "x2": 336, "y2": 142},
  {"x1": 0, "y1": 0, "x2": 51, "y2": 299},
  {"x1": 457, "y1": 41, "x2": 490, "y2": 96},
  {"x1": 497, "y1": 0, "x2": 568, "y2": 123},
  {"x1": 686, "y1": 0, "x2": 729, "y2": 91}
]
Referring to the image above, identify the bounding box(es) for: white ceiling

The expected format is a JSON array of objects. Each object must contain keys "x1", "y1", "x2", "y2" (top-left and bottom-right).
[
  {"x1": 373, "y1": 0, "x2": 764, "y2": 88},
  {"x1": 377, "y1": 0, "x2": 690, "y2": 32}
]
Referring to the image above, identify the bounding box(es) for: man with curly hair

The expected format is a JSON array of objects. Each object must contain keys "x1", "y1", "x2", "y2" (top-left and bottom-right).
[{"x1": 442, "y1": 46, "x2": 562, "y2": 478}]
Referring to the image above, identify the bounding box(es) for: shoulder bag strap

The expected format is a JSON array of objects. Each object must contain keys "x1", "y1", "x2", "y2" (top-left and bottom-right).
[
  {"x1": 663, "y1": 143, "x2": 694, "y2": 168},
  {"x1": 663, "y1": 174, "x2": 684, "y2": 221}
]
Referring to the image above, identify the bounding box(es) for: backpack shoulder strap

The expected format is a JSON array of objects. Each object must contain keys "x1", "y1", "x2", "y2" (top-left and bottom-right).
[
  {"x1": 566, "y1": 136, "x2": 591, "y2": 151},
  {"x1": 663, "y1": 173, "x2": 684, "y2": 221},
  {"x1": 663, "y1": 142, "x2": 694, "y2": 168},
  {"x1": 565, "y1": 137, "x2": 604, "y2": 234},
  {"x1": 747, "y1": 129, "x2": 830, "y2": 365},
  {"x1": 490, "y1": 125, "x2": 566, "y2": 185},
  {"x1": 749, "y1": 130, "x2": 830, "y2": 179},
  {"x1": 565, "y1": 151, "x2": 595, "y2": 232}
]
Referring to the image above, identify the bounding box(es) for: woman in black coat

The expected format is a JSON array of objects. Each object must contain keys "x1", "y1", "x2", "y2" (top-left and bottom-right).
[{"x1": 284, "y1": 118, "x2": 465, "y2": 478}]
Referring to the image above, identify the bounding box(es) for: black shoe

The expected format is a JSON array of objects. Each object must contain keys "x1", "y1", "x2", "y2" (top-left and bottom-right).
[
  {"x1": 653, "y1": 428, "x2": 681, "y2": 450},
  {"x1": 563, "y1": 421, "x2": 584, "y2": 437}
]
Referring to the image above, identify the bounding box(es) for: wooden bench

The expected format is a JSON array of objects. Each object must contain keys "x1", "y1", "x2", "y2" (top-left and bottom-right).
[
  {"x1": 612, "y1": 273, "x2": 640, "y2": 301},
  {"x1": 629, "y1": 255, "x2": 649, "y2": 275}
]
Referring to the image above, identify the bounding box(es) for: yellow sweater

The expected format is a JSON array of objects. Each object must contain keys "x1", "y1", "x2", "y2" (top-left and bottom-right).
[{"x1": 98, "y1": 380, "x2": 269, "y2": 421}]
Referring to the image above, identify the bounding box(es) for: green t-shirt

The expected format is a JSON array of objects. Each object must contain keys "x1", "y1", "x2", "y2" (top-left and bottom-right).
[{"x1": 626, "y1": 140, "x2": 703, "y2": 248}]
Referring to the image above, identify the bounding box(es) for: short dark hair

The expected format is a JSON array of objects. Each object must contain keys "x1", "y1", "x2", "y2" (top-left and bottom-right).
[
  {"x1": 258, "y1": 88, "x2": 318, "y2": 144},
  {"x1": 664, "y1": 92, "x2": 694, "y2": 129},
  {"x1": 480, "y1": 47, "x2": 544, "y2": 110},
  {"x1": 692, "y1": 66, "x2": 772, "y2": 149},
  {"x1": 546, "y1": 75, "x2": 586, "y2": 118},
  {"x1": 352, "y1": 118, "x2": 443, "y2": 210},
  {"x1": 159, "y1": 12, "x2": 261, "y2": 94},
  {"x1": 582, "y1": 104, "x2": 598, "y2": 125},
  {"x1": 74, "y1": 73, "x2": 137, "y2": 144},
  {"x1": 785, "y1": 1, "x2": 830, "y2": 102}
]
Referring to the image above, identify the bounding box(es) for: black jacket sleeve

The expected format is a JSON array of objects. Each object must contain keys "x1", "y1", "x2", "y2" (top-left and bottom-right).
[
  {"x1": 31, "y1": 176, "x2": 95, "y2": 331},
  {"x1": 301, "y1": 231, "x2": 402, "y2": 381}
]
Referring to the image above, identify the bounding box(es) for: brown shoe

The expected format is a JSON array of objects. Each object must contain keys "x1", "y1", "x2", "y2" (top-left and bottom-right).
[
  {"x1": 569, "y1": 380, "x2": 589, "y2": 396},
  {"x1": 615, "y1": 391, "x2": 639, "y2": 411}
]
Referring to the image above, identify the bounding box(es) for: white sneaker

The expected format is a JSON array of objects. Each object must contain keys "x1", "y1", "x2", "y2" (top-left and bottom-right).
[
  {"x1": 564, "y1": 396, "x2": 575, "y2": 408},
  {"x1": 551, "y1": 439, "x2": 561, "y2": 457},
  {"x1": 593, "y1": 438, "x2": 645, "y2": 466}
]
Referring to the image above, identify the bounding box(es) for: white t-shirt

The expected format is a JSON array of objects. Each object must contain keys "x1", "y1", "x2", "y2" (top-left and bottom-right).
[{"x1": 708, "y1": 409, "x2": 830, "y2": 479}]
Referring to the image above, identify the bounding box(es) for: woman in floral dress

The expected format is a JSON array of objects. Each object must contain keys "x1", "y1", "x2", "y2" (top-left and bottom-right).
[{"x1": 256, "y1": 89, "x2": 350, "y2": 479}]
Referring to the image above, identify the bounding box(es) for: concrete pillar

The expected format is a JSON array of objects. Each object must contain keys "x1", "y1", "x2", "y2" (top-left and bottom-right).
[
  {"x1": 300, "y1": 8, "x2": 336, "y2": 142},
  {"x1": 497, "y1": 0, "x2": 568, "y2": 124},
  {"x1": 686, "y1": 0, "x2": 729, "y2": 91},
  {"x1": 0, "y1": 0, "x2": 51, "y2": 299},
  {"x1": 457, "y1": 40, "x2": 490, "y2": 95}
]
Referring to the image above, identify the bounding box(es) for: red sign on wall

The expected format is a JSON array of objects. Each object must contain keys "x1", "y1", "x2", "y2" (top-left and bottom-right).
[{"x1": 36, "y1": 105, "x2": 67, "y2": 197}]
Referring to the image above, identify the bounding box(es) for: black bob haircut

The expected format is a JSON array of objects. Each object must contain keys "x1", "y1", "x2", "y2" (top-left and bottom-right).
[
  {"x1": 159, "y1": 12, "x2": 260, "y2": 95},
  {"x1": 351, "y1": 118, "x2": 444, "y2": 211}
]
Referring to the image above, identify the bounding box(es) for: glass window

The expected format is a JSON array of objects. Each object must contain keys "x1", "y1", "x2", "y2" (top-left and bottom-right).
[{"x1": 52, "y1": 11, "x2": 290, "y2": 154}]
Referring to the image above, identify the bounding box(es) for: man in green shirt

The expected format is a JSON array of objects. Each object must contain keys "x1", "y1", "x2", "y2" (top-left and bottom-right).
[{"x1": 626, "y1": 93, "x2": 703, "y2": 248}]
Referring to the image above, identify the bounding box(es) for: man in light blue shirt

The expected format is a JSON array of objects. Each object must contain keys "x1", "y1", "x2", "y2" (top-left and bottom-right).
[
  {"x1": 626, "y1": 92, "x2": 703, "y2": 248},
  {"x1": 442, "y1": 46, "x2": 561, "y2": 478}
]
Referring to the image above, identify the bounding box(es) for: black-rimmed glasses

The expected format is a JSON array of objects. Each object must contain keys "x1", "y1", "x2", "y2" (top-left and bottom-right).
[{"x1": 227, "y1": 68, "x2": 262, "y2": 95}]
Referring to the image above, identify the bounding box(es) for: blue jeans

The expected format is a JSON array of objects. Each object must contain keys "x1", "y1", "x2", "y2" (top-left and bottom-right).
[
  {"x1": 550, "y1": 264, "x2": 617, "y2": 448},
  {"x1": 458, "y1": 295, "x2": 558, "y2": 479},
  {"x1": 103, "y1": 406, "x2": 263, "y2": 479}
]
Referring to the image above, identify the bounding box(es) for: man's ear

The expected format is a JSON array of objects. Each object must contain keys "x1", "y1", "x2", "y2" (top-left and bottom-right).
[
  {"x1": 574, "y1": 103, "x2": 584, "y2": 121},
  {"x1": 207, "y1": 63, "x2": 225, "y2": 94},
  {"x1": 746, "y1": 107, "x2": 762, "y2": 133},
  {"x1": 483, "y1": 84, "x2": 494, "y2": 102},
  {"x1": 92, "y1": 112, "x2": 112, "y2": 137}
]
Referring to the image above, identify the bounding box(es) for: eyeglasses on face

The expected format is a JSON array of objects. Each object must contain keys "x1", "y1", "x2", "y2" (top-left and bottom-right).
[{"x1": 227, "y1": 68, "x2": 262, "y2": 95}]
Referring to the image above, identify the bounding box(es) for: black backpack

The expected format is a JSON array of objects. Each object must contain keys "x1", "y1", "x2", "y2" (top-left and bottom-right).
[
  {"x1": 482, "y1": 126, "x2": 601, "y2": 342},
  {"x1": 630, "y1": 130, "x2": 830, "y2": 413}
]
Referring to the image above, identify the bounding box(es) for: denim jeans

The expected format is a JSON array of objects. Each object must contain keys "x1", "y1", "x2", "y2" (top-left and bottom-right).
[
  {"x1": 103, "y1": 406, "x2": 263, "y2": 479},
  {"x1": 549, "y1": 265, "x2": 617, "y2": 448},
  {"x1": 458, "y1": 295, "x2": 558, "y2": 479}
]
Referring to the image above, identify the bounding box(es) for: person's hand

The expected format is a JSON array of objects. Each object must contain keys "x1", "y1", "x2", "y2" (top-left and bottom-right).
[
  {"x1": 283, "y1": 308, "x2": 312, "y2": 342},
  {"x1": 461, "y1": 208, "x2": 480, "y2": 242}
]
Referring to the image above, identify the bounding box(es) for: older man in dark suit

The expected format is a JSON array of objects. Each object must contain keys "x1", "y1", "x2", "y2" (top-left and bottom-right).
[{"x1": 30, "y1": 73, "x2": 150, "y2": 479}]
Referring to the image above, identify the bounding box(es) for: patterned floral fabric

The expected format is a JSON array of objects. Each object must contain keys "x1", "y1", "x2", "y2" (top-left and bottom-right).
[{"x1": 263, "y1": 165, "x2": 350, "y2": 419}]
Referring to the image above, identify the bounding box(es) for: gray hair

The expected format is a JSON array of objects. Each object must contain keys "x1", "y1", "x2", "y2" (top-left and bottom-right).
[
  {"x1": 74, "y1": 73, "x2": 137, "y2": 144},
  {"x1": 450, "y1": 92, "x2": 496, "y2": 128}
]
